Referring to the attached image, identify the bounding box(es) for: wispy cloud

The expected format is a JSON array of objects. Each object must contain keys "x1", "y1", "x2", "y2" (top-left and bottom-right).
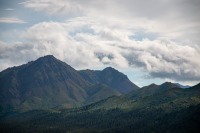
[
  {"x1": 0, "y1": 17, "x2": 26, "y2": 24},
  {"x1": 21, "y1": 0, "x2": 200, "y2": 44},
  {"x1": 4, "y1": 8, "x2": 15, "y2": 11},
  {"x1": 21, "y1": 0, "x2": 83, "y2": 15}
]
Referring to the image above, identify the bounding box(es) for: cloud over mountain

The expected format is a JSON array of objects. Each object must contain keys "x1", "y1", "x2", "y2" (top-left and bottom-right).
[
  {"x1": 0, "y1": 0, "x2": 200, "y2": 85},
  {"x1": 1, "y1": 17, "x2": 200, "y2": 82}
]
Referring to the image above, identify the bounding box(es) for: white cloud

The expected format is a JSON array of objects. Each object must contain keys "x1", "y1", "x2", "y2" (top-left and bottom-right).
[
  {"x1": 20, "y1": 21, "x2": 103, "y2": 68},
  {"x1": 1, "y1": 17, "x2": 200, "y2": 83},
  {"x1": 1, "y1": 0, "x2": 200, "y2": 85},
  {"x1": 0, "y1": 17, "x2": 26, "y2": 24},
  {"x1": 21, "y1": 0, "x2": 200, "y2": 44},
  {"x1": 21, "y1": 0, "x2": 83, "y2": 16}
]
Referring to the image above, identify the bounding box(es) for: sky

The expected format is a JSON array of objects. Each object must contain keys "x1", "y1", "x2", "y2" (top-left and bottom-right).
[{"x1": 0, "y1": 0, "x2": 200, "y2": 87}]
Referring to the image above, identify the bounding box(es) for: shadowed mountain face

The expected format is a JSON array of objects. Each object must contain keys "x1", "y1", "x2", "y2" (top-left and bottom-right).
[
  {"x1": 127, "y1": 82, "x2": 179, "y2": 99},
  {"x1": 0, "y1": 55, "x2": 91, "y2": 111},
  {"x1": 0, "y1": 55, "x2": 136, "y2": 112},
  {"x1": 79, "y1": 67, "x2": 139, "y2": 93}
]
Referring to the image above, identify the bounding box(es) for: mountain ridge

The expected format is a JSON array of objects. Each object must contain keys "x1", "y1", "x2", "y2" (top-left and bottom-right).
[
  {"x1": 79, "y1": 67, "x2": 139, "y2": 93},
  {"x1": 0, "y1": 55, "x2": 137, "y2": 112},
  {"x1": 127, "y1": 81, "x2": 179, "y2": 100}
]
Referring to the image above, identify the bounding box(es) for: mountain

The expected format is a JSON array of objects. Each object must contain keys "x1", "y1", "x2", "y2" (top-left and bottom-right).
[
  {"x1": 0, "y1": 55, "x2": 137, "y2": 112},
  {"x1": 0, "y1": 55, "x2": 91, "y2": 112},
  {"x1": 79, "y1": 67, "x2": 139, "y2": 93},
  {"x1": 1, "y1": 55, "x2": 199, "y2": 132},
  {"x1": 127, "y1": 82, "x2": 179, "y2": 99}
]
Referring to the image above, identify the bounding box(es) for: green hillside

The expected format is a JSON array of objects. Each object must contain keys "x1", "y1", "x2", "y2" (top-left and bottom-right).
[{"x1": 1, "y1": 83, "x2": 199, "y2": 133}]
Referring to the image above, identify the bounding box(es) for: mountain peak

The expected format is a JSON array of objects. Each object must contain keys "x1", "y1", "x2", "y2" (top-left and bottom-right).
[
  {"x1": 103, "y1": 67, "x2": 117, "y2": 72},
  {"x1": 149, "y1": 83, "x2": 158, "y2": 87},
  {"x1": 159, "y1": 82, "x2": 179, "y2": 91},
  {"x1": 43, "y1": 55, "x2": 55, "y2": 58},
  {"x1": 102, "y1": 67, "x2": 127, "y2": 79},
  {"x1": 36, "y1": 55, "x2": 57, "y2": 62},
  {"x1": 32, "y1": 55, "x2": 69, "y2": 69},
  {"x1": 161, "y1": 82, "x2": 174, "y2": 85}
]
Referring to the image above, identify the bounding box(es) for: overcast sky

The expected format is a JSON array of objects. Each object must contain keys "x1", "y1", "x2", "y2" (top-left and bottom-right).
[{"x1": 0, "y1": 0, "x2": 200, "y2": 87}]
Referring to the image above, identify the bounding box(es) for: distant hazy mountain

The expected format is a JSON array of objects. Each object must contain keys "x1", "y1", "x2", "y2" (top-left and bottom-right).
[
  {"x1": 0, "y1": 55, "x2": 136, "y2": 112},
  {"x1": 174, "y1": 83, "x2": 191, "y2": 88},
  {"x1": 79, "y1": 67, "x2": 139, "y2": 93}
]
